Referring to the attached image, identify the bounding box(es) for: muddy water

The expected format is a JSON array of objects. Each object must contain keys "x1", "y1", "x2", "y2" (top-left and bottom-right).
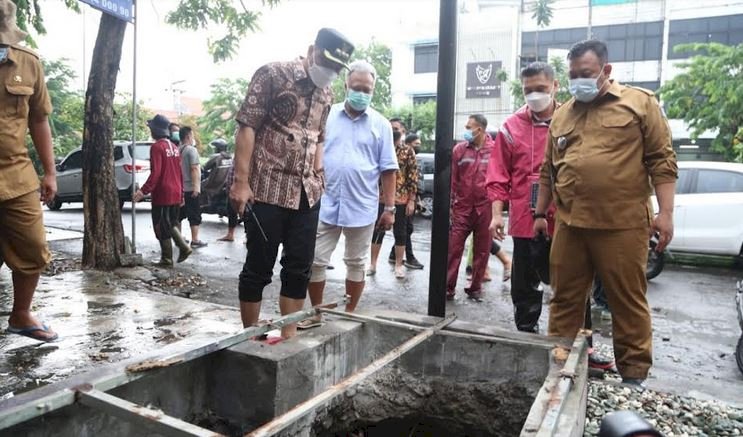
[{"x1": 0, "y1": 268, "x2": 240, "y2": 399}]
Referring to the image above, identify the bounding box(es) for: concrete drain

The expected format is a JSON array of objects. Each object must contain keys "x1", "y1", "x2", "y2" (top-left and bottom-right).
[
  {"x1": 0, "y1": 309, "x2": 589, "y2": 437},
  {"x1": 312, "y1": 368, "x2": 534, "y2": 437}
]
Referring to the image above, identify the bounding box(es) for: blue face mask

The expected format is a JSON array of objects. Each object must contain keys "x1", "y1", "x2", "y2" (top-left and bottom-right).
[
  {"x1": 346, "y1": 90, "x2": 372, "y2": 112},
  {"x1": 569, "y1": 75, "x2": 601, "y2": 102},
  {"x1": 463, "y1": 129, "x2": 475, "y2": 143}
]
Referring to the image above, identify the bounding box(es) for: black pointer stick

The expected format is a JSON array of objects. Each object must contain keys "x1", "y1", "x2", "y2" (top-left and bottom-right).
[{"x1": 245, "y1": 203, "x2": 269, "y2": 243}]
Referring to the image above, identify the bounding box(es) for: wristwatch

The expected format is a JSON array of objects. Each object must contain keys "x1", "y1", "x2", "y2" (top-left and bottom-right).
[
  {"x1": 384, "y1": 205, "x2": 395, "y2": 214},
  {"x1": 532, "y1": 212, "x2": 547, "y2": 220}
]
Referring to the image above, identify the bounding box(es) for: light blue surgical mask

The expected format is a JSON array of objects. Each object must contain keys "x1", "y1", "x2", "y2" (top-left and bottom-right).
[
  {"x1": 463, "y1": 129, "x2": 475, "y2": 143},
  {"x1": 170, "y1": 131, "x2": 180, "y2": 142},
  {"x1": 569, "y1": 76, "x2": 601, "y2": 102},
  {"x1": 346, "y1": 90, "x2": 372, "y2": 112}
]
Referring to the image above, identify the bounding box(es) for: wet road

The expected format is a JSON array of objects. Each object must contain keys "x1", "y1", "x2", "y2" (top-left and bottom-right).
[{"x1": 33, "y1": 205, "x2": 743, "y2": 405}]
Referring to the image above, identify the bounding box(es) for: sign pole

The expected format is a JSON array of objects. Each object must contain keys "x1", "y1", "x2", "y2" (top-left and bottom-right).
[{"x1": 130, "y1": 0, "x2": 138, "y2": 254}]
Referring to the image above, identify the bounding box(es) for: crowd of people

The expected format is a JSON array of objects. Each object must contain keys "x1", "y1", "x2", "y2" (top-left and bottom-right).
[{"x1": 1, "y1": 1, "x2": 677, "y2": 390}]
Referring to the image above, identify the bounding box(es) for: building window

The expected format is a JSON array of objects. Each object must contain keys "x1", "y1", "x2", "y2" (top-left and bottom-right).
[
  {"x1": 668, "y1": 14, "x2": 743, "y2": 59},
  {"x1": 413, "y1": 94, "x2": 436, "y2": 105},
  {"x1": 521, "y1": 21, "x2": 664, "y2": 63},
  {"x1": 414, "y1": 44, "x2": 438, "y2": 74}
]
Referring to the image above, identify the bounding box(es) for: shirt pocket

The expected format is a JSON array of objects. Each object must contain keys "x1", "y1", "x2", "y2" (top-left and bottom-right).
[
  {"x1": 550, "y1": 122, "x2": 577, "y2": 160},
  {"x1": 5, "y1": 84, "x2": 33, "y2": 118},
  {"x1": 600, "y1": 113, "x2": 637, "y2": 149}
]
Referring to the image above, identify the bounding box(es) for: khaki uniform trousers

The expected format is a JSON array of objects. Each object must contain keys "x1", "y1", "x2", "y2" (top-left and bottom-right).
[{"x1": 549, "y1": 220, "x2": 652, "y2": 379}]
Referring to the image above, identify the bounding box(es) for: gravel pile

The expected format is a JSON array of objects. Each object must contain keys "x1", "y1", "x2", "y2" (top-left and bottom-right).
[{"x1": 585, "y1": 381, "x2": 743, "y2": 436}]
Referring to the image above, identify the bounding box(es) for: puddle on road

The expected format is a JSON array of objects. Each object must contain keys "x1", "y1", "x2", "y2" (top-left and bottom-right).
[{"x1": 0, "y1": 269, "x2": 239, "y2": 399}]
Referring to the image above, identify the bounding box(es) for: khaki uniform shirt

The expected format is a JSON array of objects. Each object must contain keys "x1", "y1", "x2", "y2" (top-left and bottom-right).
[
  {"x1": 539, "y1": 80, "x2": 677, "y2": 229},
  {"x1": 0, "y1": 45, "x2": 52, "y2": 201},
  {"x1": 235, "y1": 58, "x2": 331, "y2": 210}
]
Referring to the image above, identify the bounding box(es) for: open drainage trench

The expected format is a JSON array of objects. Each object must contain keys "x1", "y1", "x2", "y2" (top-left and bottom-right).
[{"x1": 2, "y1": 315, "x2": 577, "y2": 437}]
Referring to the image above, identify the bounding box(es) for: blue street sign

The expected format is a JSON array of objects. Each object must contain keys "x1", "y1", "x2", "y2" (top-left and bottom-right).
[{"x1": 79, "y1": 0, "x2": 134, "y2": 23}]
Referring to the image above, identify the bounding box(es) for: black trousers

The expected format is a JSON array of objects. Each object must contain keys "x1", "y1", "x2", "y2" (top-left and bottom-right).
[
  {"x1": 238, "y1": 189, "x2": 319, "y2": 303},
  {"x1": 511, "y1": 237, "x2": 544, "y2": 332},
  {"x1": 388, "y1": 214, "x2": 416, "y2": 259},
  {"x1": 179, "y1": 193, "x2": 202, "y2": 226},
  {"x1": 152, "y1": 205, "x2": 180, "y2": 241}
]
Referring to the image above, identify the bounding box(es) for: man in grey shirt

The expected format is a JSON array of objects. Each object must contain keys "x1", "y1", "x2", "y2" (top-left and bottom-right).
[{"x1": 178, "y1": 127, "x2": 206, "y2": 248}]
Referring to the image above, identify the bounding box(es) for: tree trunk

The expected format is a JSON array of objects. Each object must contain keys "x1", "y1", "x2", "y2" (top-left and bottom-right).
[{"x1": 82, "y1": 13, "x2": 127, "y2": 269}]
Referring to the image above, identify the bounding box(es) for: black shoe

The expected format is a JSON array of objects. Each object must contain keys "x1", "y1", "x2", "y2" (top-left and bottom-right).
[
  {"x1": 404, "y1": 257, "x2": 424, "y2": 270},
  {"x1": 622, "y1": 378, "x2": 645, "y2": 388}
]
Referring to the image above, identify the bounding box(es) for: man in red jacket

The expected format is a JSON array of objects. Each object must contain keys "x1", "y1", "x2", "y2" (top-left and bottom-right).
[
  {"x1": 487, "y1": 62, "x2": 558, "y2": 333},
  {"x1": 447, "y1": 114, "x2": 493, "y2": 302},
  {"x1": 134, "y1": 114, "x2": 192, "y2": 266}
]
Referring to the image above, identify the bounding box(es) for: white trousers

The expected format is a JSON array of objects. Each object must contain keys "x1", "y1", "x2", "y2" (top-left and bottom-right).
[{"x1": 310, "y1": 221, "x2": 375, "y2": 283}]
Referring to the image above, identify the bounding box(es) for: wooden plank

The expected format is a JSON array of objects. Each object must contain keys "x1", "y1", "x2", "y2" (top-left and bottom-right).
[
  {"x1": 78, "y1": 388, "x2": 222, "y2": 437},
  {"x1": 245, "y1": 314, "x2": 457, "y2": 437}
]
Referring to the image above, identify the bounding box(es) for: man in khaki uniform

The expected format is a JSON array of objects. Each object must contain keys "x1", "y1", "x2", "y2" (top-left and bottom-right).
[
  {"x1": 533, "y1": 40, "x2": 677, "y2": 385},
  {"x1": 0, "y1": 0, "x2": 58, "y2": 341}
]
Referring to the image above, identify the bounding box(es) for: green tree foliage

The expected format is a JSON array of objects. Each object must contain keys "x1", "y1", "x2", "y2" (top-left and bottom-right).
[
  {"x1": 112, "y1": 93, "x2": 154, "y2": 142},
  {"x1": 12, "y1": 0, "x2": 79, "y2": 46},
  {"x1": 384, "y1": 101, "x2": 437, "y2": 152},
  {"x1": 166, "y1": 0, "x2": 280, "y2": 62},
  {"x1": 332, "y1": 41, "x2": 393, "y2": 110},
  {"x1": 660, "y1": 43, "x2": 743, "y2": 161},
  {"x1": 198, "y1": 77, "x2": 249, "y2": 146},
  {"x1": 507, "y1": 56, "x2": 571, "y2": 109},
  {"x1": 531, "y1": 0, "x2": 554, "y2": 62}
]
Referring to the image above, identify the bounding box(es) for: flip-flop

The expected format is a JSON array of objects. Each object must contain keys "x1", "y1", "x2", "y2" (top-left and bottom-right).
[
  {"x1": 366, "y1": 268, "x2": 376, "y2": 276},
  {"x1": 217, "y1": 237, "x2": 234, "y2": 242},
  {"x1": 7, "y1": 323, "x2": 59, "y2": 342},
  {"x1": 503, "y1": 268, "x2": 512, "y2": 282},
  {"x1": 297, "y1": 319, "x2": 324, "y2": 330}
]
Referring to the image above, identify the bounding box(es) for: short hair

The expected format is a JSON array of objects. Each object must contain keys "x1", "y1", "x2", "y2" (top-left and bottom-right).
[
  {"x1": 168, "y1": 122, "x2": 180, "y2": 132},
  {"x1": 469, "y1": 114, "x2": 488, "y2": 129},
  {"x1": 521, "y1": 61, "x2": 554, "y2": 80},
  {"x1": 568, "y1": 39, "x2": 609, "y2": 64},
  {"x1": 405, "y1": 133, "x2": 419, "y2": 144},
  {"x1": 346, "y1": 60, "x2": 377, "y2": 83},
  {"x1": 180, "y1": 126, "x2": 193, "y2": 141},
  {"x1": 389, "y1": 117, "x2": 407, "y2": 130}
]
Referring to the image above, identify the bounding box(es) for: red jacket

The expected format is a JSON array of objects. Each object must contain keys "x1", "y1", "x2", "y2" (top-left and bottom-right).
[
  {"x1": 140, "y1": 138, "x2": 183, "y2": 206},
  {"x1": 450, "y1": 137, "x2": 493, "y2": 217},
  {"x1": 487, "y1": 105, "x2": 555, "y2": 238}
]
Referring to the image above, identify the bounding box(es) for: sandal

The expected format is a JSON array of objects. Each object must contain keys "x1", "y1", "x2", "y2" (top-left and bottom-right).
[
  {"x1": 217, "y1": 236, "x2": 234, "y2": 242},
  {"x1": 297, "y1": 318, "x2": 324, "y2": 330},
  {"x1": 7, "y1": 323, "x2": 59, "y2": 342}
]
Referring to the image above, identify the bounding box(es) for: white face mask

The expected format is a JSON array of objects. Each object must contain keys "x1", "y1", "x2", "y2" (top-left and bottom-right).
[
  {"x1": 308, "y1": 56, "x2": 338, "y2": 89},
  {"x1": 525, "y1": 91, "x2": 552, "y2": 113}
]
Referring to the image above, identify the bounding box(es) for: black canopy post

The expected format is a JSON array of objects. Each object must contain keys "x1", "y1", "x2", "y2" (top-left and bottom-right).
[{"x1": 428, "y1": 0, "x2": 458, "y2": 317}]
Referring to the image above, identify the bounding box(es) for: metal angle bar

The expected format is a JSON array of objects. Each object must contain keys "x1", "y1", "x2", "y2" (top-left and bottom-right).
[
  {"x1": 245, "y1": 314, "x2": 458, "y2": 437},
  {"x1": 318, "y1": 309, "x2": 427, "y2": 331},
  {"x1": 536, "y1": 332, "x2": 589, "y2": 437},
  {"x1": 0, "y1": 300, "x2": 343, "y2": 431},
  {"x1": 77, "y1": 388, "x2": 222, "y2": 437}
]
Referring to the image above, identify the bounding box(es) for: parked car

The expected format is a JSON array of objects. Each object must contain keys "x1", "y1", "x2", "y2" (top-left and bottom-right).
[
  {"x1": 47, "y1": 141, "x2": 153, "y2": 210},
  {"x1": 416, "y1": 153, "x2": 434, "y2": 218},
  {"x1": 651, "y1": 161, "x2": 743, "y2": 257}
]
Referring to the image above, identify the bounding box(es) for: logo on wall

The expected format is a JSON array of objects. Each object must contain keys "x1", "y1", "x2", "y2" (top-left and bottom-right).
[{"x1": 466, "y1": 61, "x2": 502, "y2": 99}]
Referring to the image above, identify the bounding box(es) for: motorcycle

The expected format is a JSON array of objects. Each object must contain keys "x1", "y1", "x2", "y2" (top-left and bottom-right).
[
  {"x1": 736, "y1": 281, "x2": 743, "y2": 375},
  {"x1": 199, "y1": 154, "x2": 233, "y2": 218},
  {"x1": 646, "y1": 232, "x2": 666, "y2": 280}
]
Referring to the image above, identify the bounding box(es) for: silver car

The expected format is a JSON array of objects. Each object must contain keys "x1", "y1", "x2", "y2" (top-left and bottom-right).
[{"x1": 47, "y1": 141, "x2": 152, "y2": 210}]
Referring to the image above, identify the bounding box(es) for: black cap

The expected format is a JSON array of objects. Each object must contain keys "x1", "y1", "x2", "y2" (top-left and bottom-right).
[
  {"x1": 147, "y1": 114, "x2": 171, "y2": 138},
  {"x1": 315, "y1": 28, "x2": 354, "y2": 70}
]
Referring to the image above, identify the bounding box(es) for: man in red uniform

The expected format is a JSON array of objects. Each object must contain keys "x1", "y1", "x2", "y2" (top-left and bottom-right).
[
  {"x1": 134, "y1": 114, "x2": 192, "y2": 266},
  {"x1": 447, "y1": 114, "x2": 493, "y2": 301},
  {"x1": 487, "y1": 62, "x2": 557, "y2": 333}
]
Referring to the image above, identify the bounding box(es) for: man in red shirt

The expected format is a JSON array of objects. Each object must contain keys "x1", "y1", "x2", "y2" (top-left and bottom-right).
[
  {"x1": 447, "y1": 114, "x2": 493, "y2": 302},
  {"x1": 134, "y1": 114, "x2": 192, "y2": 266}
]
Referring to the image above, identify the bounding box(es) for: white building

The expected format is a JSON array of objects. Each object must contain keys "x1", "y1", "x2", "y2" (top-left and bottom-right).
[{"x1": 390, "y1": 0, "x2": 743, "y2": 149}]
